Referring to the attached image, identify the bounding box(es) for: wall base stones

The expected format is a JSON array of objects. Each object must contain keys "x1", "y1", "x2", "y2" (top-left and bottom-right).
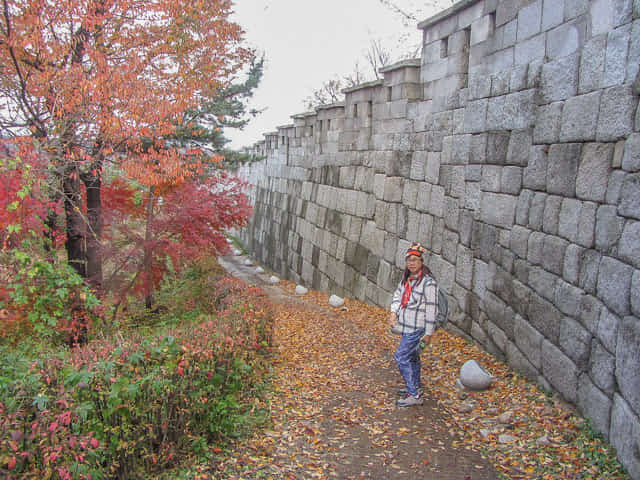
[{"x1": 237, "y1": 1, "x2": 640, "y2": 477}]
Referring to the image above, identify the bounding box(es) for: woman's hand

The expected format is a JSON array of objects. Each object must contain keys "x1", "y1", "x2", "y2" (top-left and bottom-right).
[{"x1": 389, "y1": 311, "x2": 398, "y2": 327}]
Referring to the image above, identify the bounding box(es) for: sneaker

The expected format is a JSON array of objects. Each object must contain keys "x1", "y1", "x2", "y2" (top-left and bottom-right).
[
  {"x1": 396, "y1": 386, "x2": 424, "y2": 396},
  {"x1": 396, "y1": 394, "x2": 423, "y2": 407}
]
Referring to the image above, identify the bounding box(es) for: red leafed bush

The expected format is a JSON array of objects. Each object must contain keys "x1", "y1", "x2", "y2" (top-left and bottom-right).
[
  {"x1": 0, "y1": 140, "x2": 64, "y2": 250},
  {"x1": 0, "y1": 274, "x2": 274, "y2": 479},
  {"x1": 101, "y1": 172, "x2": 252, "y2": 306}
]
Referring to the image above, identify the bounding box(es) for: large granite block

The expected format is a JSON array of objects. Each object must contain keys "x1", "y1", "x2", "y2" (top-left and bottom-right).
[
  {"x1": 576, "y1": 143, "x2": 614, "y2": 202},
  {"x1": 480, "y1": 192, "x2": 517, "y2": 228},
  {"x1": 565, "y1": 0, "x2": 590, "y2": 19},
  {"x1": 596, "y1": 86, "x2": 637, "y2": 141},
  {"x1": 619, "y1": 173, "x2": 640, "y2": 220},
  {"x1": 383, "y1": 176, "x2": 404, "y2": 203},
  {"x1": 542, "y1": 194, "x2": 562, "y2": 235},
  {"x1": 423, "y1": 152, "x2": 440, "y2": 184},
  {"x1": 623, "y1": 133, "x2": 640, "y2": 172},
  {"x1": 546, "y1": 19, "x2": 584, "y2": 59},
  {"x1": 516, "y1": 189, "x2": 533, "y2": 226},
  {"x1": 629, "y1": 20, "x2": 640, "y2": 82},
  {"x1": 528, "y1": 292, "x2": 562, "y2": 341},
  {"x1": 616, "y1": 315, "x2": 640, "y2": 414},
  {"x1": 473, "y1": 221, "x2": 499, "y2": 263},
  {"x1": 579, "y1": 35, "x2": 606, "y2": 93},
  {"x1": 402, "y1": 180, "x2": 419, "y2": 209},
  {"x1": 633, "y1": 270, "x2": 640, "y2": 317},
  {"x1": 456, "y1": 244, "x2": 474, "y2": 289},
  {"x1": 542, "y1": 339, "x2": 579, "y2": 402},
  {"x1": 604, "y1": 24, "x2": 631, "y2": 88},
  {"x1": 540, "y1": 53, "x2": 579, "y2": 103},
  {"x1": 506, "y1": 341, "x2": 540, "y2": 380},
  {"x1": 533, "y1": 102, "x2": 563, "y2": 144},
  {"x1": 503, "y1": 90, "x2": 537, "y2": 130},
  {"x1": 558, "y1": 197, "x2": 582, "y2": 243},
  {"x1": 590, "y1": 340, "x2": 617, "y2": 393},
  {"x1": 619, "y1": 220, "x2": 640, "y2": 268},
  {"x1": 529, "y1": 264, "x2": 557, "y2": 301},
  {"x1": 577, "y1": 374, "x2": 612, "y2": 440},
  {"x1": 547, "y1": 143, "x2": 581, "y2": 197},
  {"x1": 610, "y1": 394, "x2": 640, "y2": 480},
  {"x1": 579, "y1": 249, "x2": 602, "y2": 295},
  {"x1": 595, "y1": 205, "x2": 625, "y2": 253},
  {"x1": 598, "y1": 306, "x2": 621, "y2": 354},
  {"x1": 515, "y1": 33, "x2": 546, "y2": 65},
  {"x1": 514, "y1": 312, "x2": 543, "y2": 369},
  {"x1": 559, "y1": 316, "x2": 592, "y2": 370},
  {"x1": 428, "y1": 185, "x2": 445, "y2": 217},
  {"x1": 471, "y1": 13, "x2": 495, "y2": 45},
  {"x1": 523, "y1": 146, "x2": 548, "y2": 191},
  {"x1": 597, "y1": 255, "x2": 633, "y2": 315},
  {"x1": 510, "y1": 225, "x2": 530, "y2": 258},
  {"x1": 579, "y1": 292, "x2": 603, "y2": 333},
  {"x1": 542, "y1": 0, "x2": 565, "y2": 30},
  {"x1": 506, "y1": 129, "x2": 532, "y2": 166},
  {"x1": 463, "y1": 98, "x2": 488, "y2": 133},
  {"x1": 563, "y1": 243, "x2": 583, "y2": 283},
  {"x1": 559, "y1": 92, "x2": 601, "y2": 142},
  {"x1": 555, "y1": 279, "x2": 584, "y2": 317},
  {"x1": 542, "y1": 235, "x2": 569, "y2": 275},
  {"x1": 481, "y1": 165, "x2": 501, "y2": 192},
  {"x1": 607, "y1": 169, "x2": 626, "y2": 205},
  {"x1": 517, "y1": 0, "x2": 543, "y2": 40}
]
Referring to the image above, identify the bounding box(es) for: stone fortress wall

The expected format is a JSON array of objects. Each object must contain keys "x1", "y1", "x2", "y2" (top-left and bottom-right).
[{"x1": 235, "y1": 0, "x2": 640, "y2": 476}]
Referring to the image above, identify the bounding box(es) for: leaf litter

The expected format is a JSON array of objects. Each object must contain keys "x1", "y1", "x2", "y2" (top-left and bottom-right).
[{"x1": 203, "y1": 268, "x2": 629, "y2": 480}]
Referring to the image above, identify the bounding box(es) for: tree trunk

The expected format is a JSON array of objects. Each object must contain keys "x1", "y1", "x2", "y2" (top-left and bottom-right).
[
  {"x1": 63, "y1": 168, "x2": 86, "y2": 277},
  {"x1": 143, "y1": 186, "x2": 155, "y2": 309},
  {"x1": 84, "y1": 160, "x2": 103, "y2": 292}
]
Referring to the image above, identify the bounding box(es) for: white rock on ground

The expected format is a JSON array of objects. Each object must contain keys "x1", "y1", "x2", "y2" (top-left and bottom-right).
[
  {"x1": 255, "y1": 266, "x2": 264, "y2": 273},
  {"x1": 498, "y1": 434, "x2": 517, "y2": 444},
  {"x1": 459, "y1": 360, "x2": 494, "y2": 390},
  {"x1": 233, "y1": 249, "x2": 242, "y2": 256},
  {"x1": 268, "y1": 275, "x2": 280, "y2": 284},
  {"x1": 295, "y1": 285, "x2": 308, "y2": 295},
  {"x1": 329, "y1": 294, "x2": 345, "y2": 308},
  {"x1": 243, "y1": 259, "x2": 253, "y2": 266}
]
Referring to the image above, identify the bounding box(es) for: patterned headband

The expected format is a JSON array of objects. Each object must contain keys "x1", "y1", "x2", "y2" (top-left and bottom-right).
[{"x1": 405, "y1": 243, "x2": 426, "y2": 258}]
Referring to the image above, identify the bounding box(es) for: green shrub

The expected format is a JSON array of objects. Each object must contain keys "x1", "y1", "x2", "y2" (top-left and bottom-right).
[
  {"x1": 1, "y1": 247, "x2": 100, "y2": 345},
  {"x1": 0, "y1": 276, "x2": 274, "y2": 479}
]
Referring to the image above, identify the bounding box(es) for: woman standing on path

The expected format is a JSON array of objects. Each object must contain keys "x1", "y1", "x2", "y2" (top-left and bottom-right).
[{"x1": 389, "y1": 243, "x2": 438, "y2": 407}]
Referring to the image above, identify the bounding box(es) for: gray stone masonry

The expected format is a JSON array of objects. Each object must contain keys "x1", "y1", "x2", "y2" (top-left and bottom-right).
[{"x1": 236, "y1": 0, "x2": 640, "y2": 476}]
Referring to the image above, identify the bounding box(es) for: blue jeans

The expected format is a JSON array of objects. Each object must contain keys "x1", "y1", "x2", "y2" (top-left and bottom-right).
[{"x1": 394, "y1": 328, "x2": 425, "y2": 397}]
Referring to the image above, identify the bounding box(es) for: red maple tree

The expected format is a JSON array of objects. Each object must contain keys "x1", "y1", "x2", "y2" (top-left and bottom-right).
[
  {"x1": 101, "y1": 164, "x2": 252, "y2": 311},
  {"x1": 0, "y1": 0, "x2": 252, "y2": 290}
]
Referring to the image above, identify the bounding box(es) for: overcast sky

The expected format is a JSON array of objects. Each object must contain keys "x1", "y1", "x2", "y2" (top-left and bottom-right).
[{"x1": 227, "y1": 0, "x2": 452, "y2": 150}]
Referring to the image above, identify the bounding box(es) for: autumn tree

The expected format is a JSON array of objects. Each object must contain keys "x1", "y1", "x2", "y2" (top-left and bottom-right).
[
  {"x1": 101, "y1": 167, "x2": 252, "y2": 313},
  {"x1": 0, "y1": 0, "x2": 251, "y2": 290}
]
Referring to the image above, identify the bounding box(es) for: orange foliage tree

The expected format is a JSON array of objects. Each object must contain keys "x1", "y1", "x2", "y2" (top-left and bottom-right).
[{"x1": 0, "y1": 0, "x2": 251, "y2": 290}]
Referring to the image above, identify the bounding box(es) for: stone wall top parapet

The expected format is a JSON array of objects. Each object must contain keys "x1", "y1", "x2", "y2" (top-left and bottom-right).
[
  {"x1": 342, "y1": 79, "x2": 384, "y2": 94},
  {"x1": 315, "y1": 101, "x2": 345, "y2": 111},
  {"x1": 291, "y1": 111, "x2": 317, "y2": 119},
  {"x1": 417, "y1": 0, "x2": 481, "y2": 31},
  {"x1": 378, "y1": 58, "x2": 421, "y2": 73}
]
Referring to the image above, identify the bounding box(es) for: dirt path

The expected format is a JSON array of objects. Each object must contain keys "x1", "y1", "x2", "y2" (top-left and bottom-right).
[{"x1": 216, "y1": 254, "x2": 499, "y2": 480}]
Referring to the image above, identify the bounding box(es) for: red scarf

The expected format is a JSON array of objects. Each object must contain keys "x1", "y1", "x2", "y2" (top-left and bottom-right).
[{"x1": 401, "y1": 271, "x2": 422, "y2": 309}]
